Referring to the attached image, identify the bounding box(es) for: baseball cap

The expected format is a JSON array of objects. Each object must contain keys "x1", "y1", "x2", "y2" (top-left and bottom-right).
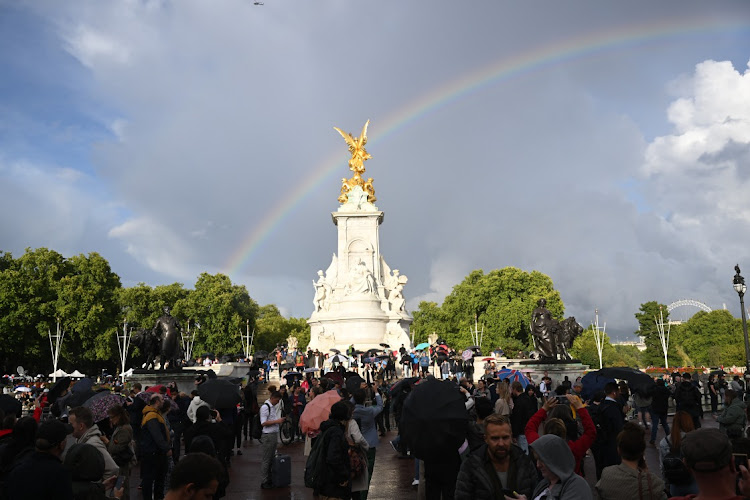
[
  {"x1": 36, "y1": 420, "x2": 73, "y2": 448},
  {"x1": 681, "y1": 428, "x2": 733, "y2": 472}
]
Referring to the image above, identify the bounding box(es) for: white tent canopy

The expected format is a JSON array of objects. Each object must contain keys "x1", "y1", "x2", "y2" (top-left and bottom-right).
[
  {"x1": 49, "y1": 369, "x2": 68, "y2": 378},
  {"x1": 68, "y1": 370, "x2": 86, "y2": 378}
]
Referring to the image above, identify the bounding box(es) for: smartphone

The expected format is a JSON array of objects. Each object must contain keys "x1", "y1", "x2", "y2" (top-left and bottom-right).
[
  {"x1": 555, "y1": 395, "x2": 569, "y2": 404},
  {"x1": 115, "y1": 476, "x2": 125, "y2": 490},
  {"x1": 734, "y1": 453, "x2": 748, "y2": 469}
]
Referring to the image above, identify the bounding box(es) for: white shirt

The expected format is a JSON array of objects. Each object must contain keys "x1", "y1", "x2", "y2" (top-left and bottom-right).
[{"x1": 260, "y1": 399, "x2": 280, "y2": 433}]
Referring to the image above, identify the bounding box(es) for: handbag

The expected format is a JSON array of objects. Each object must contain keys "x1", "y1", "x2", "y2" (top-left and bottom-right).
[{"x1": 348, "y1": 445, "x2": 366, "y2": 477}]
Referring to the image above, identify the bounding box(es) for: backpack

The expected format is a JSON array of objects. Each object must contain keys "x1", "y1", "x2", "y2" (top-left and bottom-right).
[
  {"x1": 251, "y1": 402, "x2": 271, "y2": 440},
  {"x1": 662, "y1": 439, "x2": 692, "y2": 485},
  {"x1": 304, "y1": 427, "x2": 334, "y2": 489}
]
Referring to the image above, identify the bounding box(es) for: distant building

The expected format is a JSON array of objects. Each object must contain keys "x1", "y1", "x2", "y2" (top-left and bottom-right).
[{"x1": 613, "y1": 336, "x2": 647, "y2": 352}]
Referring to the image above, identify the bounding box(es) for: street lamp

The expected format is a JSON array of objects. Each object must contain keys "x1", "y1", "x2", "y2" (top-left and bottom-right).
[{"x1": 733, "y1": 264, "x2": 750, "y2": 374}]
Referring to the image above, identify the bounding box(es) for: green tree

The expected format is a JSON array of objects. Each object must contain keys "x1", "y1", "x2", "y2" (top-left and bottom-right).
[
  {"x1": 412, "y1": 267, "x2": 563, "y2": 353},
  {"x1": 254, "y1": 304, "x2": 292, "y2": 352},
  {"x1": 570, "y1": 326, "x2": 618, "y2": 368},
  {"x1": 175, "y1": 273, "x2": 258, "y2": 357},
  {"x1": 55, "y1": 252, "x2": 122, "y2": 372},
  {"x1": 679, "y1": 310, "x2": 744, "y2": 367},
  {"x1": 0, "y1": 248, "x2": 69, "y2": 373},
  {"x1": 634, "y1": 301, "x2": 675, "y2": 367}
]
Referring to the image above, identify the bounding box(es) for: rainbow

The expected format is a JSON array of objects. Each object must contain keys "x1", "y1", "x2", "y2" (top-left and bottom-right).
[{"x1": 224, "y1": 18, "x2": 749, "y2": 276}]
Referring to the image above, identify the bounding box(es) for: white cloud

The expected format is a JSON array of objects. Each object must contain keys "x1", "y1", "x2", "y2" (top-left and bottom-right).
[{"x1": 62, "y1": 24, "x2": 132, "y2": 69}]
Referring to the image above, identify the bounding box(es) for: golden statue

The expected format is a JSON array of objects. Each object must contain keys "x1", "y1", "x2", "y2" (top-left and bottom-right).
[{"x1": 334, "y1": 120, "x2": 374, "y2": 203}]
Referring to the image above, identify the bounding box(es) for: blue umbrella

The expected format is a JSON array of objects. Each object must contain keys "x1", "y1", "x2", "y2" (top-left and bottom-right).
[
  {"x1": 495, "y1": 369, "x2": 530, "y2": 389},
  {"x1": 580, "y1": 371, "x2": 615, "y2": 401},
  {"x1": 415, "y1": 342, "x2": 430, "y2": 350}
]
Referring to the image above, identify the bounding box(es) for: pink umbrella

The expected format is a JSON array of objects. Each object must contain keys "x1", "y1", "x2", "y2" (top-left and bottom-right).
[{"x1": 299, "y1": 390, "x2": 342, "y2": 434}]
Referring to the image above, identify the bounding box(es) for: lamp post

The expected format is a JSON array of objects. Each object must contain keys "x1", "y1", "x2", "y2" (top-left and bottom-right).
[{"x1": 733, "y1": 264, "x2": 750, "y2": 374}]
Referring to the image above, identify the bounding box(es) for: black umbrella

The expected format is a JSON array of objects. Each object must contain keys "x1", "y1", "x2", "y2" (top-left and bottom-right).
[
  {"x1": 377, "y1": 354, "x2": 390, "y2": 360},
  {"x1": 379, "y1": 343, "x2": 390, "y2": 349},
  {"x1": 593, "y1": 367, "x2": 654, "y2": 395},
  {"x1": 401, "y1": 379, "x2": 469, "y2": 461},
  {"x1": 330, "y1": 349, "x2": 341, "y2": 354},
  {"x1": 0, "y1": 394, "x2": 22, "y2": 418},
  {"x1": 66, "y1": 389, "x2": 96, "y2": 408},
  {"x1": 345, "y1": 376, "x2": 366, "y2": 393},
  {"x1": 197, "y1": 379, "x2": 242, "y2": 409},
  {"x1": 48, "y1": 377, "x2": 71, "y2": 404},
  {"x1": 580, "y1": 371, "x2": 616, "y2": 401},
  {"x1": 71, "y1": 378, "x2": 94, "y2": 394},
  {"x1": 389, "y1": 377, "x2": 419, "y2": 396},
  {"x1": 284, "y1": 372, "x2": 303, "y2": 383},
  {"x1": 280, "y1": 362, "x2": 295, "y2": 370},
  {"x1": 710, "y1": 369, "x2": 727, "y2": 377},
  {"x1": 247, "y1": 368, "x2": 261, "y2": 378},
  {"x1": 253, "y1": 350, "x2": 268, "y2": 359}
]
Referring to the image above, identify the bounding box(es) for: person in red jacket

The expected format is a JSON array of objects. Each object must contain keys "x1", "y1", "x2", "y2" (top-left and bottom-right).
[{"x1": 524, "y1": 393, "x2": 596, "y2": 476}]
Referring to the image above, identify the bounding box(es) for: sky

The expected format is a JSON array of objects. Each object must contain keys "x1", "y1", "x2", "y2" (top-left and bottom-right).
[{"x1": 1, "y1": 0, "x2": 750, "y2": 342}]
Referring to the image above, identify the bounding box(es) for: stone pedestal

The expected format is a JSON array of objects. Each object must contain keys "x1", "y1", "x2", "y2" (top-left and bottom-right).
[
  {"x1": 499, "y1": 359, "x2": 590, "y2": 387},
  {"x1": 127, "y1": 369, "x2": 207, "y2": 394},
  {"x1": 308, "y1": 186, "x2": 412, "y2": 352}
]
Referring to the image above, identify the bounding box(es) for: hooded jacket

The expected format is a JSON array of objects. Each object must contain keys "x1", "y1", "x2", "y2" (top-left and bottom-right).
[
  {"x1": 717, "y1": 396, "x2": 747, "y2": 437},
  {"x1": 529, "y1": 434, "x2": 592, "y2": 500},
  {"x1": 75, "y1": 424, "x2": 120, "y2": 481},
  {"x1": 140, "y1": 405, "x2": 169, "y2": 454},
  {"x1": 524, "y1": 406, "x2": 596, "y2": 476},
  {"x1": 187, "y1": 396, "x2": 211, "y2": 423},
  {"x1": 316, "y1": 419, "x2": 351, "y2": 499},
  {"x1": 454, "y1": 443, "x2": 538, "y2": 500}
]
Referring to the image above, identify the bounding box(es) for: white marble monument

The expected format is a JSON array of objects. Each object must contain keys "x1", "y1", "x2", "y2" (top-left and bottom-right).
[{"x1": 307, "y1": 121, "x2": 412, "y2": 353}]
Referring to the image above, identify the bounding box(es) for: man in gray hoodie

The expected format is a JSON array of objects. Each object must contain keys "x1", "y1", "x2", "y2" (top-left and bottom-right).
[{"x1": 524, "y1": 434, "x2": 591, "y2": 500}]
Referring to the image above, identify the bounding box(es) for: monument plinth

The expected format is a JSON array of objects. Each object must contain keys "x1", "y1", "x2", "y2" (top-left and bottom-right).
[{"x1": 307, "y1": 121, "x2": 412, "y2": 352}]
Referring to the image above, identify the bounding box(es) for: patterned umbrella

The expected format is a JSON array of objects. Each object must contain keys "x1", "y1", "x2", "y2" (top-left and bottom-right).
[
  {"x1": 495, "y1": 369, "x2": 530, "y2": 389},
  {"x1": 461, "y1": 349, "x2": 473, "y2": 361},
  {"x1": 83, "y1": 392, "x2": 126, "y2": 422}
]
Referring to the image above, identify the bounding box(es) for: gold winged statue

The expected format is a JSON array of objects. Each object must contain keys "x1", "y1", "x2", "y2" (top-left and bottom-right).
[{"x1": 334, "y1": 120, "x2": 375, "y2": 204}]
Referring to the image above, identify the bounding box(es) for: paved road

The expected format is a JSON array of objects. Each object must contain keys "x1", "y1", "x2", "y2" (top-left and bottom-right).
[{"x1": 130, "y1": 414, "x2": 719, "y2": 499}]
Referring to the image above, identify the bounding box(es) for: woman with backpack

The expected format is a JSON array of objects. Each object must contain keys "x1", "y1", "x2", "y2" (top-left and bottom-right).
[{"x1": 658, "y1": 411, "x2": 698, "y2": 496}]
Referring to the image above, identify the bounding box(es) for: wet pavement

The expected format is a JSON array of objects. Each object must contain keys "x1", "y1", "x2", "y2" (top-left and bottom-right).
[{"x1": 130, "y1": 414, "x2": 720, "y2": 499}]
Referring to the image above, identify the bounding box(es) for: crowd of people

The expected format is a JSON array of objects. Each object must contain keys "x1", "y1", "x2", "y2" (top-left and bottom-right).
[{"x1": 4, "y1": 344, "x2": 750, "y2": 499}]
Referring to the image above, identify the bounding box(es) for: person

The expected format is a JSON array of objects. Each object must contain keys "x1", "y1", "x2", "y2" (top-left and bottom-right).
[
  {"x1": 344, "y1": 401, "x2": 369, "y2": 499},
  {"x1": 515, "y1": 434, "x2": 592, "y2": 500},
  {"x1": 509, "y1": 381, "x2": 537, "y2": 453},
  {"x1": 0, "y1": 416, "x2": 37, "y2": 488},
  {"x1": 594, "y1": 382, "x2": 627, "y2": 478},
  {"x1": 708, "y1": 373, "x2": 720, "y2": 416},
  {"x1": 649, "y1": 378, "x2": 671, "y2": 445},
  {"x1": 494, "y1": 381, "x2": 511, "y2": 417},
  {"x1": 103, "y1": 405, "x2": 133, "y2": 500},
  {"x1": 316, "y1": 401, "x2": 352, "y2": 500},
  {"x1": 669, "y1": 427, "x2": 750, "y2": 500},
  {"x1": 454, "y1": 414, "x2": 538, "y2": 500},
  {"x1": 68, "y1": 406, "x2": 120, "y2": 482},
  {"x1": 64, "y1": 442, "x2": 123, "y2": 500},
  {"x1": 658, "y1": 410, "x2": 698, "y2": 496},
  {"x1": 351, "y1": 386, "x2": 382, "y2": 498},
  {"x1": 5, "y1": 419, "x2": 75, "y2": 499},
  {"x1": 524, "y1": 394, "x2": 596, "y2": 476},
  {"x1": 674, "y1": 372, "x2": 702, "y2": 429},
  {"x1": 474, "y1": 379, "x2": 490, "y2": 399},
  {"x1": 140, "y1": 394, "x2": 171, "y2": 500},
  {"x1": 716, "y1": 389, "x2": 747, "y2": 437},
  {"x1": 164, "y1": 452, "x2": 223, "y2": 500},
  {"x1": 595, "y1": 422, "x2": 666, "y2": 500},
  {"x1": 187, "y1": 390, "x2": 211, "y2": 425},
  {"x1": 184, "y1": 406, "x2": 234, "y2": 464},
  {"x1": 632, "y1": 387, "x2": 653, "y2": 429},
  {"x1": 259, "y1": 391, "x2": 284, "y2": 489},
  {"x1": 290, "y1": 385, "x2": 306, "y2": 442}
]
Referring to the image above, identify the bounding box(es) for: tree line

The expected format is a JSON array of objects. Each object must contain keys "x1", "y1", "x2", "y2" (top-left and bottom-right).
[
  {"x1": 0, "y1": 248, "x2": 310, "y2": 376},
  {"x1": 411, "y1": 267, "x2": 745, "y2": 369}
]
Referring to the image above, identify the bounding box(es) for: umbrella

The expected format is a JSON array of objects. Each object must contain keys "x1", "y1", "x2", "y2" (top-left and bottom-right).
[
  {"x1": 71, "y1": 378, "x2": 94, "y2": 394},
  {"x1": 247, "y1": 369, "x2": 261, "y2": 378},
  {"x1": 345, "y1": 376, "x2": 366, "y2": 394},
  {"x1": 593, "y1": 367, "x2": 654, "y2": 395},
  {"x1": 580, "y1": 371, "x2": 616, "y2": 401},
  {"x1": 330, "y1": 349, "x2": 341, "y2": 354},
  {"x1": 146, "y1": 385, "x2": 164, "y2": 394},
  {"x1": 330, "y1": 355, "x2": 348, "y2": 365},
  {"x1": 495, "y1": 369, "x2": 530, "y2": 389},
  {"x1": 461, "y1": 349, "x2": 473, "y2": 361},
  {"x1": 0, "y1": 394, "x2": 22, "y2": 417},
  {"x1": 415, "y1": 342, "x2": 430, "y2": 350},
  {"x1": 299, "y1": 390, "x2": 342, "y2": 433},
  {"x1": 303, "y1": 367, "x2": 318, "y2": 373},
  {"x1": 389, "y1": 377, "x2": 419, "y2": 396},
  {"x1": 401, "y1": 379, "x2": 469, "y2": 461},
  {"x1": 48, "y1": 377, "x2": 71, "y2": 404},
  {"x1": 280, "y1": 362, "x2": 295, "y2": 370},
  {"x1": 481, "y1": 357, "x2": 494, "y2": 361},
  {"x1": 377, "y1": 354, "x2": 390, "y2": 360},
  {"x1": 66, "y1": 389, "x2": 96, "y2": 408},
  {"x1": 197, "y1": 379, "x2": 242, "y2": 409},
  {"x1": 136, "y1": 391, "x2": 152, "y2": 403},
  {"x1": 253, "y1": 350, "x2": 268, "y2": 359},
  {"x1": 379, "y1": 343, "x2": 390, "y2": 348},
  {"x1": 284, "y1": 372, "x2": 303, "y2": 383},
  {"x1": 83, "y1": 392, "x2": 126, "y2": 422},
  {"x1": 14, "y1": 386, "x2": 31, "y2": 393},
  {"x1": 710, "y1": 369, "x2": 727, "y2": 377}
]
